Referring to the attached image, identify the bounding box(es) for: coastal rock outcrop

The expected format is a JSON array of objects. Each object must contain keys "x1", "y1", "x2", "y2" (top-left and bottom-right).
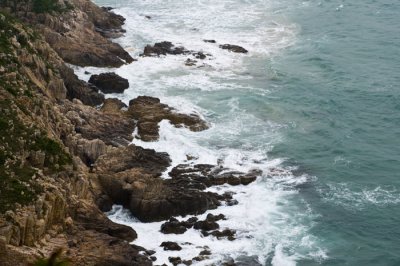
[
  {"x1": 0, "y1": 13, "x2": 149, "y2": 265},
  {"x1": 128, "y1": 96, "x2": 209, "y2": 141},
  {"x1": 141, "y1": 41, "x2": 190, "y2": 56},
  {"x1": 219, "y1": 44, "x2": 248, "y2": 53},
  {"x1": 7, "y1": 0, "x2": 134, "y2": 67},
  {"x1": 169, "y1": 164, "x2": 261, "y2": 187},
  {"x1": 89, "y1": 72, "x2": 130, "y2": 94}
]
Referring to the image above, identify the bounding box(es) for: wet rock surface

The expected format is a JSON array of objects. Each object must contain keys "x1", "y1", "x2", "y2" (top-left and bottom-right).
[
  {"x1": 219, "y1": 44, "x2": 248, "y2": 53},
  {"x1": 128, "y1": 96, "x2": 209, "y2": 141},
  {"x1": 141, "y1": 41, "x2": 190, "y2": 56},
  {"x1": 161, "y1": 241, "x2": 182, "y2": 251},
  {"x1": 89, "y1": 72, "x2": 129, "y2": 94},
  {"x1": 169, "y1": 164, "x2": 261, "y2": 187}
]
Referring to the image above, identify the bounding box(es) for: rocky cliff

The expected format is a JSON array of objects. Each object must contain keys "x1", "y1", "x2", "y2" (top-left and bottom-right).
[
  {"x1": 0, "y1": 1, "x2": 259, "y2": 265},
  {"x1": 0, "y1": 1, "x2": 155, "y2": 264}
]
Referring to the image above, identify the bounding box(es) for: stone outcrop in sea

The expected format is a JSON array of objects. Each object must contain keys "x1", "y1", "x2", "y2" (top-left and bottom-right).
[{"x1": 0, "y1": 0, "x2": 260, "y2": 265}]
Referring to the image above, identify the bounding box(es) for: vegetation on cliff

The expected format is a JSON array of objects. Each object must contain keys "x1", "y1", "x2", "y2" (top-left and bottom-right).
[{"x1": 0, "y1": 12, "x2": 72, "y2": 213}]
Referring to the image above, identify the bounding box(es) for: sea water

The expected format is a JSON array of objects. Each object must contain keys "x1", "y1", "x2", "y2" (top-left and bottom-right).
[{"x1": 76, "y1": 0, "x2": 400, "y2": 265}]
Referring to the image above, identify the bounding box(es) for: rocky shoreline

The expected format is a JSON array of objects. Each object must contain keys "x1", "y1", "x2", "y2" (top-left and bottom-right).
[{"x1": 0, "y1": 0, "x2": 257, "y2": 265}]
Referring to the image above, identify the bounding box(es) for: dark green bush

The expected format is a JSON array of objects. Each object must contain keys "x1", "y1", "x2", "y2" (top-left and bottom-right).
[{"x1": 32, "y1": 0, "x2": 58, "y2": 13}]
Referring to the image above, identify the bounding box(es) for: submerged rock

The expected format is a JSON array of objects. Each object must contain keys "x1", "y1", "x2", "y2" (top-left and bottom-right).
[
  {"x1": 219, "y1": 44, "x2": 248, "y2": 53},
  {"x1": 161, "y1": 241, "x2": 182, "y2": 251},
  {"x1": 141, "y1": 41, "x2": 190, "y2": 56},
  {"x1": 89, "y1": 72, "x2": 129, "y2": 94}
]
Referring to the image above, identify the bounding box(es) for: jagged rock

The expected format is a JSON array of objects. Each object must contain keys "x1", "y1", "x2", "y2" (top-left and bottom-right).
[
  {"x1": 66, "y1": 230, "x2": 152, "y2": 266},
  {"x1": 89, "y1": 73, "x2": 129, "y2": 94},
  {"x1": 169, "y1": 256, "x2": 183, "y2": 266},
  {"x1": 193, "y1": 220, "x2": 219, "y2": 231},
  {"x1": 219, "y1": 44, "x2": 248, "y2": 53},
  {"x1": 101, "y1": 98, "x2": 127, "y2": 114},
  {"x1": 161, "y1": 241, "x2": 182, "y2": 251},
  {"x1": 61, "y1": 65, "x2": 104, "y2": 106},
  {"x1": 128, "y1": 96, "x2": 208, "y2": 141},
  {"x1": 94, "y1": 145, "x2": 230, "y2": 222},
  {"x1": 199, "y1": 249, "x2": 211, "y2": 256},
  {"x1": 160, "y1": 218, "x2": 188, "y2": 234},
  {"x1": 160, "y1": 217, "x2": 199, "y2": 234},
  {"x1": 169, "y1": 164, "x2": 261, "y2": 187},
  {"x1": 73, "y1": 202, "x2": 137, "y2": 242},
  {"x1": 141, "y1": 41, "x2": 190, "y2": 56},
  {"x1": 193, "y1": 52, "x2": 207, "y2": 59},
  {"x1": 185, "y1": 58, "x2": 198, "y2": 66},
  {"x1": 63, "y1": 100, "x2": 135, "y2": 148},
  {"x1": 206, "y1": 229, "x2": 236, "y2": 241},
  {"x1": 25, "y1": 0, "x2": 134, "y2": 67},
  {"x1": 96, "y1": 194, "x2": 113, "y2": 212}
]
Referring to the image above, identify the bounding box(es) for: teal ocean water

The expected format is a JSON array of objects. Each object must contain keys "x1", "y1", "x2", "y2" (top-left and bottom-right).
[{"x1": 86, "y1": 0, "x2": 400, "y2": 265}]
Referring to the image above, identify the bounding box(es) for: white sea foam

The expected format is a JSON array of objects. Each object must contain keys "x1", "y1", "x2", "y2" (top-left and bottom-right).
[
  {"x1": 320, "y1": 183, "x2": 400, "y2": 209},
  {"x1": 85, "y1": 0, "x2": 324, "y2": 265}
]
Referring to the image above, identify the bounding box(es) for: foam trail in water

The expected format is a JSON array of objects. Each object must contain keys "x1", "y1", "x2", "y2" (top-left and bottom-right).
[{"x1": 84, "y1": 0, "x2": 325, "y2": 265}]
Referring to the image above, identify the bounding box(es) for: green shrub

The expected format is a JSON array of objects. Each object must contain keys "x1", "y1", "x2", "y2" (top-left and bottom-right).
[{"x1": 32, "y1": 0, "x2": 59, "y2": 13}]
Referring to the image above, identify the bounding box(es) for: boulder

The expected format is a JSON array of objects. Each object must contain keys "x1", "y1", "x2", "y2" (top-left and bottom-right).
[
  {"x1": 89, "y1": 72, "x2": 129, "y2": 94},
  {"x1": 160, "y1": 218, "x2": 187, "y2": 234},
  {"x1": 207, "y1": 229, "x2": 236, "y2": 241},
  {"x1": 193, "y1": 220, "x2": 219, "y2": 231},
  {"x1": 219, "y1": 44, "x2": 248, "y2": 53},
  {"x1": 169, "y1": 256, "x2": 183, "y2": 266},
  {"x1": 160, "y1": 217, "x2": 199, "y2": 234},
  {"x1": 141, "y1": 41, "x2": 190, "y2": 56},
  {"x1": 160, "y1": 241, "x2": 182, "y2": 251}
]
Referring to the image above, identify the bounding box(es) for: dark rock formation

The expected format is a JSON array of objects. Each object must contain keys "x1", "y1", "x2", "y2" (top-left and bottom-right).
[
  {"x1": 61, "y1": 65, "x2": 105, "y2": 106},
  {"x1": 160, "y1": 218, "x2": 188, "y2": 234},
  {"x1": 169, "y1": 164, "x2": 261, "y2": 187},
  {"x1": 219, "y1": 44, "x2": 248, "y2": 53},
  {"x1": 160, "y1": 241, "x2": 182, "y2": 251},
  {"x1": 160, "y1": 217, "x2": 199, "y2": 234},
  {"x1": 169, "y1": 256, "x2": 183, "y2": 266},
  {"x1": 194, "y1": 220, "x2": 219, "y2": 231},
  {"x1": 141, "y1": 41, "x2": 190, "y2": 56},
  {"x1": 89, "y1": 72, "x2": 129, "y2": 94},
  {"x1": 128, "y1": 96, "x2": 209, "y2": 141},
  {"x1": 204, "y1": 229, "x2": 236, "y2": 241},
  {"x1": 203, "y1": 39, "x2": 216, "y2": 43}
]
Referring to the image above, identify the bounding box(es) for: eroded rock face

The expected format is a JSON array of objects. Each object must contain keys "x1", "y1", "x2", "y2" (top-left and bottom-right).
[
  {"x1": 94, "y1": 145, "x2": 229, "y2": 222},
  {"x1": 169, "y1": 164, "x2": 261, "y2": 187},
  {"x1": 65, "y1": 230, "x2": 152, "y2": 266},
  {"x1": 89, "y1": 72, "x2": 129, "y2": 94},
  {"x1": 61, "y1": 65, "x2": 105, "y2": 106},
  {"x1": 63, "y1": 100, "x2": 135, "y2": 148},
  {"x1": 128, "y1": 96, "x2": 208, "y2": 141},
  {"x1": 219, "y1": 44, "x2": 248, "y2": 53},
  {"x1": 16, "y1": 0, "x2": 134, "y2": 67},
  {"x1": 100, "y1": 98, "x2": 127, "y2": 114}
]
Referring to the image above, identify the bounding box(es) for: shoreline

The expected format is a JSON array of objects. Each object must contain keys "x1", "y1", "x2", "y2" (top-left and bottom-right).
[{"x1": 0, "y1": 0, "x2": 262, "y2": 265}]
